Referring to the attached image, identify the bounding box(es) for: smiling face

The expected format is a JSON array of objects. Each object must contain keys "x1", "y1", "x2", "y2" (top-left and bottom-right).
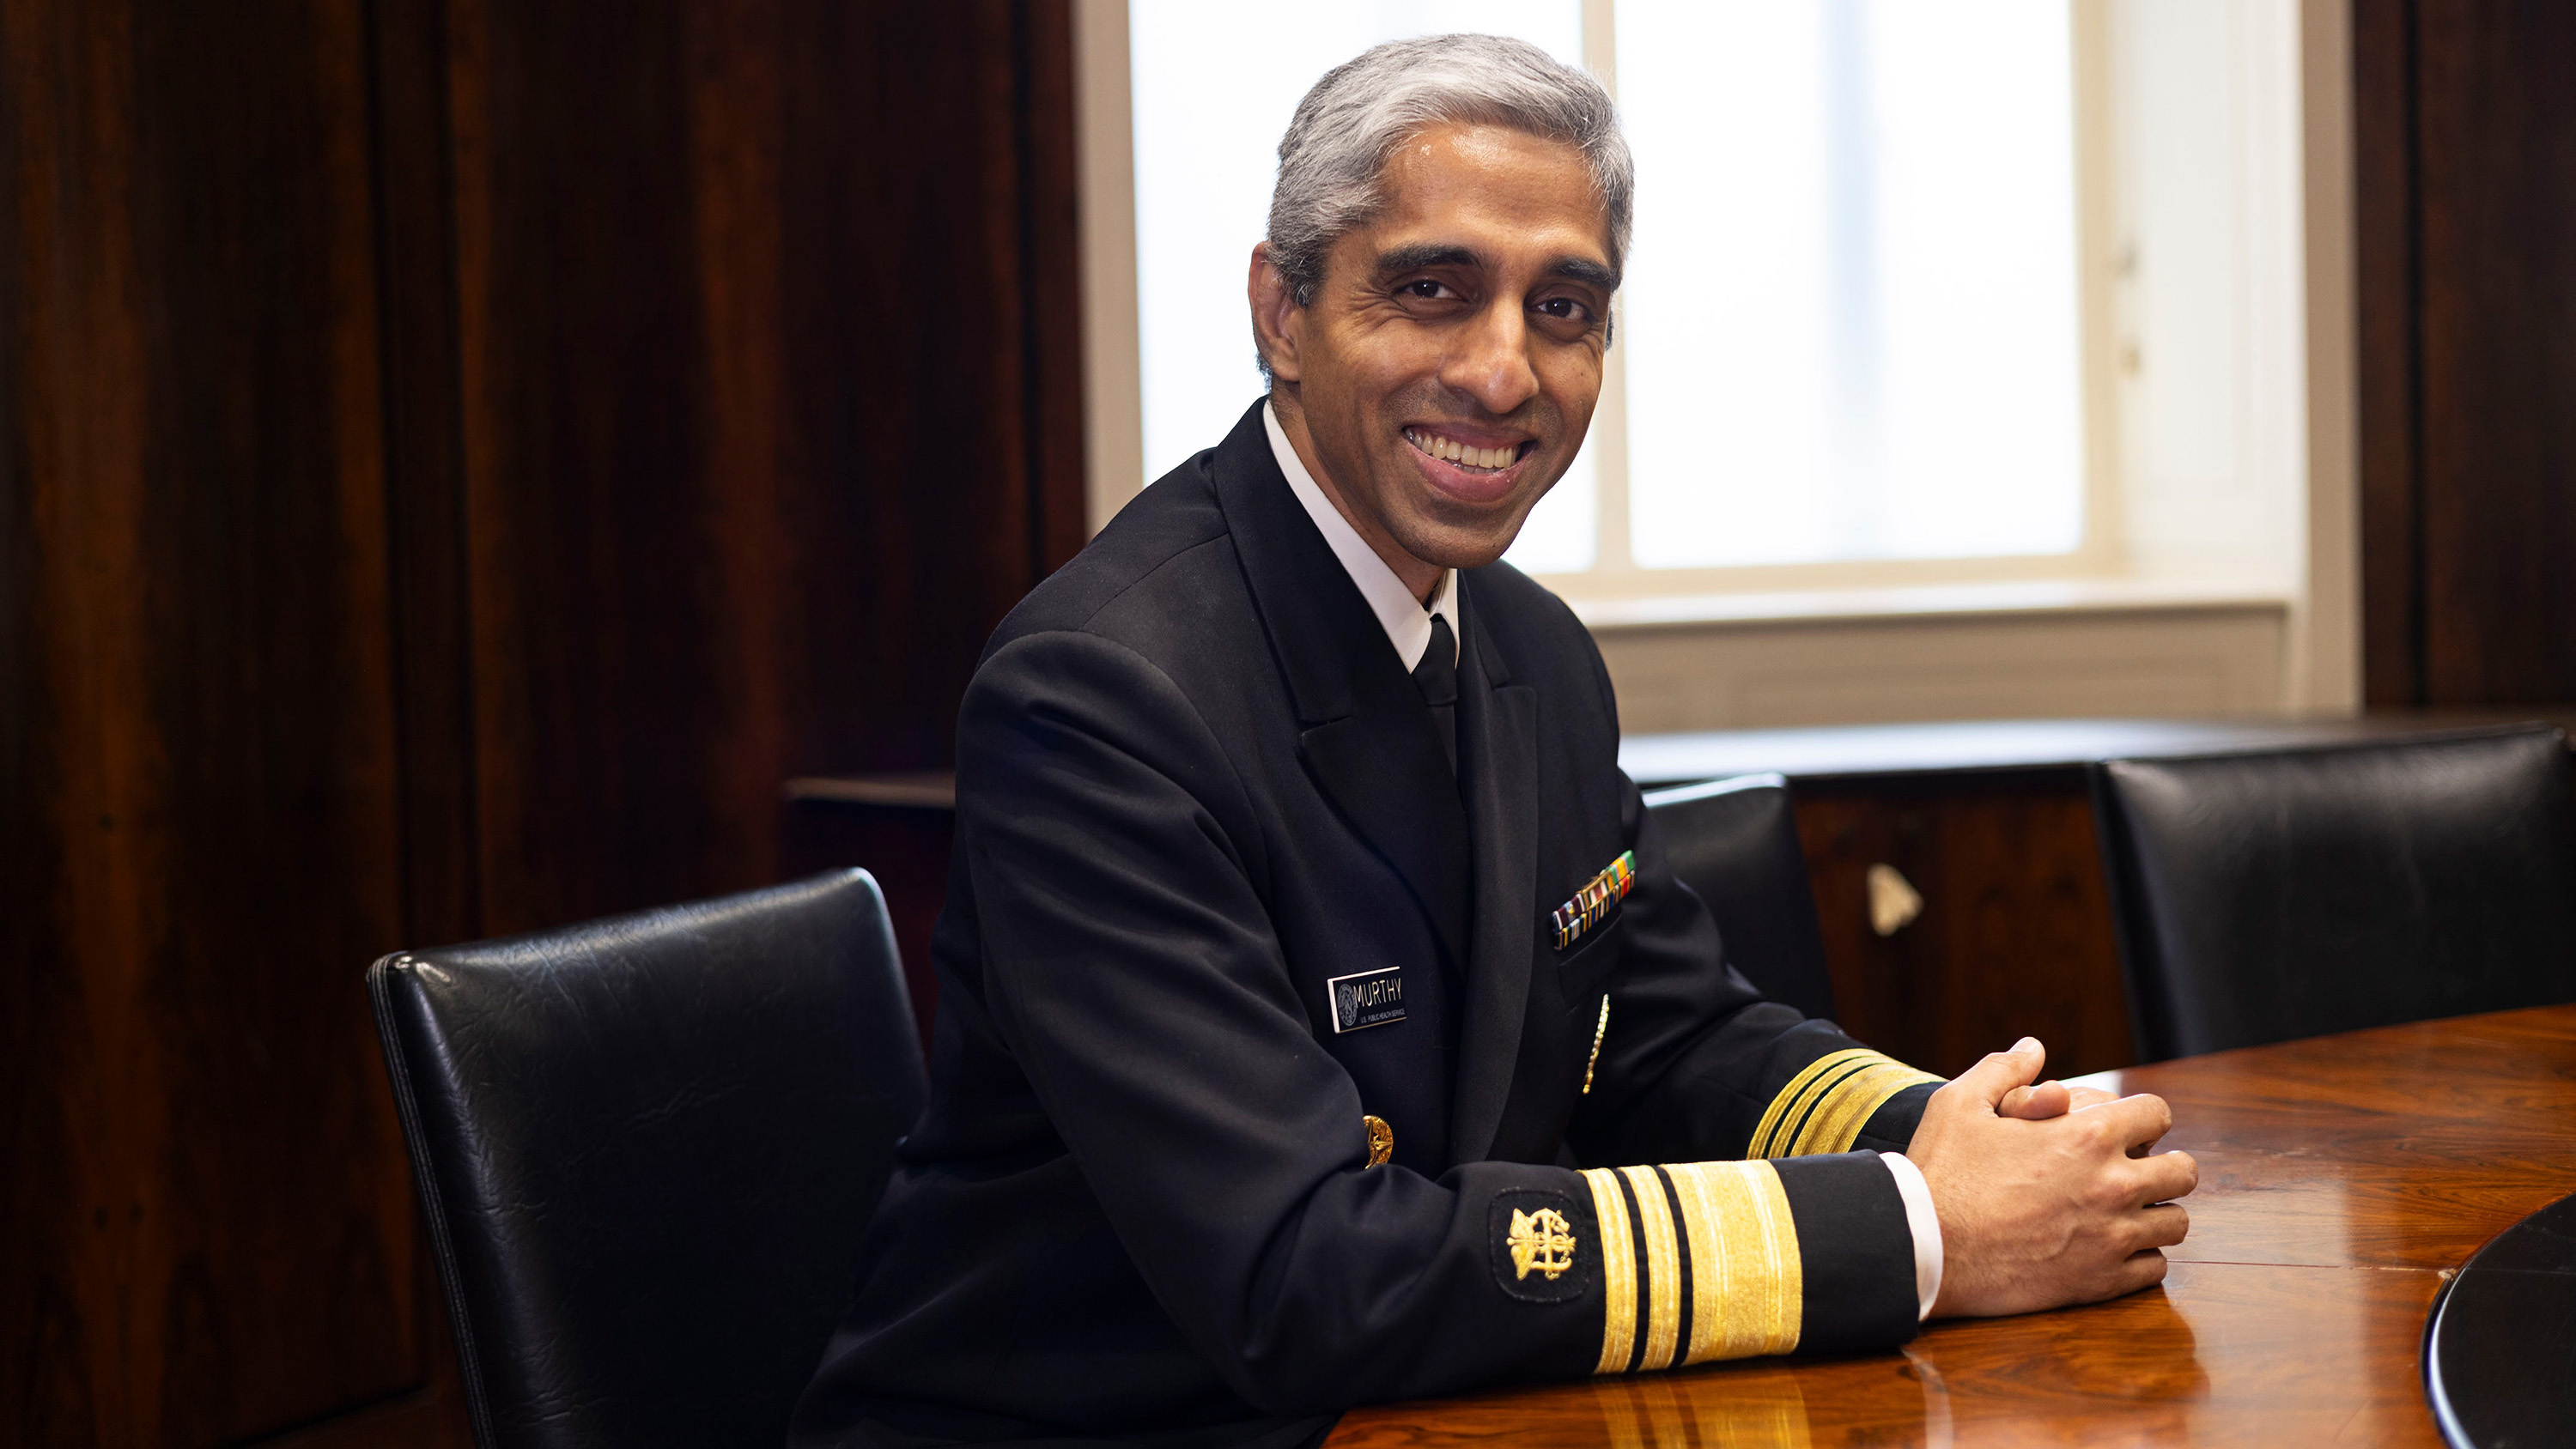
[{"x1": 1253, "y1": 123, "x2": 1615, "y2": 600}]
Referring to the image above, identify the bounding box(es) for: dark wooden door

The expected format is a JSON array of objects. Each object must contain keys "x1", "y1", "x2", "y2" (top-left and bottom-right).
[
  {"x1": 1, "y1": 3, "x2": 425, "y2": 1441},
  {"x1": 2, "y1": 3, "x2": 1082, "y2": 1444},
  {"x1": 2357, "y1": 0, "x2": 2576, "y2": 706}
]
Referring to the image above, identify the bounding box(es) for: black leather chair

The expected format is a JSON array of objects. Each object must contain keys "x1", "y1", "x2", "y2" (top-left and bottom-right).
[
  {"x1": 1643, "y1": 772, "x2": 1838, "y2": 1021},
  {"x1": 2093, "y1": 724, "x2": 2576, "y2": 1062},
  {"x1": 368, "y1": 869, "x2": 927, "y2": 1449}
]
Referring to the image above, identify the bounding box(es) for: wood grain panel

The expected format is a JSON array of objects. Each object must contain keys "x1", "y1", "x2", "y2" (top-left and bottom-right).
[
  {"x1": 2356, "y1": 0, "x2": 2576, "y2": 706},
  {"x1": 0, "y1": 0, "x2": 422, "y2": 1441},
  {"x1": 439, "y1": 0, "x2": 1084, "y2": 940},
  {"x1": 369, "y1": 0, "x2": 483, "y2": 955},
  {"x1": 2353, "y1": 0, "x2": 2423, "y2": 708},
  {"x1": 4, "y1": 3, "x2": 1084, "y2": 1443},
  {"x1": 1794, "y1": 780, "x2": 2134, "y2": 1079},
  {"x1": 1015, "y1": 0, "x2": 1092, "y2": 575},
  {"x1": 2412, "y1": 3, "x2": 2576, "y2": 704}
]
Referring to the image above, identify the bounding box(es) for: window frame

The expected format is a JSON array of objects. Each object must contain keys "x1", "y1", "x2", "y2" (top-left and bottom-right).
[
  {"x1": 1072, "y1": 0, "x2": 2351, "y2": 700},
  {"x1": 1523, "y1": 0, "x2": 2127, "y2": 604}
]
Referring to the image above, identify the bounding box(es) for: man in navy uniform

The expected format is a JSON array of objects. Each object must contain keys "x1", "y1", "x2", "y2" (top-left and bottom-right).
[{"x1": 794, "y1": 33, "x2": 2195, "y2": 1449}]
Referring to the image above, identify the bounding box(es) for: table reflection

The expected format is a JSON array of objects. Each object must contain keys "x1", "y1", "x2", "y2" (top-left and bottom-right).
[
  {"x1": 1585, "y1": 1368, "x2": 1809, "y2": 1448},
  {"x1": 1568, "y1": 1288, "x2": 2208, "y2": 1448}
]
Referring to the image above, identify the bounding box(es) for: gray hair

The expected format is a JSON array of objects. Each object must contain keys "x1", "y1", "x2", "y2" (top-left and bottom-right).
[{"x1": 1267, "y1": 33, "x2": 1632, "y2": 309}]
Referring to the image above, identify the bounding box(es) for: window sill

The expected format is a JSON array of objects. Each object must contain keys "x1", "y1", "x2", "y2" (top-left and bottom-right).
[{"x1": 1554, "y1": 577, "x2": 2293, "y2": 634}]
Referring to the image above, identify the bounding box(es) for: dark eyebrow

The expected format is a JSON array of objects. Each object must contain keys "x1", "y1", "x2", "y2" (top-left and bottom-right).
[
  {"x1": 1372, "y1": 242, "x2": 1482, "y2": 276},
  {"x1": 1548, "y1": 256, "x2": 1619, "y2": 291},
  {"x1": 1371, "y1": 242, "x2": 1619, "y2": 293}
]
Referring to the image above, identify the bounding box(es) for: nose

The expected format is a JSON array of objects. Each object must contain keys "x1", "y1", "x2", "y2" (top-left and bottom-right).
[{"x1": 1440, "y1": 299, "x2": 1540, "y2": 417}]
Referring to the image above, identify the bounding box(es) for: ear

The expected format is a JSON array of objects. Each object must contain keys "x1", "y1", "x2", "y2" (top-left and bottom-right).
[{"x1": 1248, "y1": 243, "x2": 1304, "y2": 384}]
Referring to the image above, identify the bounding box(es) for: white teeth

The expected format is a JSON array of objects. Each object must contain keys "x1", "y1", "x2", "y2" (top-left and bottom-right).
[{"x1": 1406, "y1": 428, "x2": 1518, "y2": 472}]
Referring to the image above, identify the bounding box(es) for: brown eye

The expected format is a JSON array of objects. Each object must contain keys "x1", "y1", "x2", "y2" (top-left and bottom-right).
[{"x1": 1403, "y1": 278, "x2": 1456, "y2": 300}]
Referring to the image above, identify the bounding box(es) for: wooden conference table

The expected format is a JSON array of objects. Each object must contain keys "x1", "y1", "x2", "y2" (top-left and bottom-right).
[{"x1": 1326, "y1": 1003, "x2": 2576, "y2": 1447}]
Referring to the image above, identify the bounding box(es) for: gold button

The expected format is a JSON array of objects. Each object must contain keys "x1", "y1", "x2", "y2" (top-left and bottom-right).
[{"x1": 1363, "y1": 1114, "x2": 1394, "y2": 1168}]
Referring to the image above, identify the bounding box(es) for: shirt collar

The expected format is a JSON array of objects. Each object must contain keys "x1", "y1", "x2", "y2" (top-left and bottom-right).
[{"x1": 1264, "y1": 400, "x2": 1460, "y2": 671}]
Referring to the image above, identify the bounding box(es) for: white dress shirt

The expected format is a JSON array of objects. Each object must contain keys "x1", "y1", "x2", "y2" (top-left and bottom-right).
[
  {"x1": 1265, "y1": 403, "x2": 1458, "y2": 670},
  {"x1": 1261, "y1": 400, "x2": 1941, "y2": 1320}
]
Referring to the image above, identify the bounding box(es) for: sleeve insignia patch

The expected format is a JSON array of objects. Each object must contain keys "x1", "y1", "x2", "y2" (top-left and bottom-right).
[
  {"x1": 1488, "y1": 1189, "x2": 1595, "y2": 1303},
  {"x1": 1552, "y1": 851, "x2": 1637, "y2": 950},
  {"x1": 1508, "y1": 1207, "x2": 1577, "y2": 1280}
]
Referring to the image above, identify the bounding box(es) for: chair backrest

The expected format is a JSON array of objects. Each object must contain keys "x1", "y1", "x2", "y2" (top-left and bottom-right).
[
  {"x1": 2093, "y1": 725, "x2": 2576, "y2": 1061},
  {"x1": 368, "y1": 870, "x2": 927, "y2": 1449},
  {"x1": 1643, "y1": 773, "x2": 1838, "y2": 1021}
]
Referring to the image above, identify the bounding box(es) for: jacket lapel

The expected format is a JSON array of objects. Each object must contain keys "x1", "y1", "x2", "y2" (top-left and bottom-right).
[
  {"x1": 1449, "y1": 574, "x2": 1539, "y2": 1164},
  {"x1": 1210, "y1": 403, "x2": 1472, "y2": 971}
]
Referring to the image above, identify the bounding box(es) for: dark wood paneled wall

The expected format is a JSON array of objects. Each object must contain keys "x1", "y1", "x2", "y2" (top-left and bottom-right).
[
  {"x1": 412, "y1": 0, "x2": 1083, "y2": 945},
  {"x1": 1, "y1": 3, "x2": 422, "y2": 1441},
  {"x1": 1, "y1": 3, "x2": 1080, "y2": 1444},
  {"x1": 2357, "y1": 0, "x2": 2576, "y2": 706}
]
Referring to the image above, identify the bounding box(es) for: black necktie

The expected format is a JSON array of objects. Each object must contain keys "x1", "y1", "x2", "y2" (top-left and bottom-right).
[{"x1": 1413, "y1": 613, "x2": 1457, "y2": 773}]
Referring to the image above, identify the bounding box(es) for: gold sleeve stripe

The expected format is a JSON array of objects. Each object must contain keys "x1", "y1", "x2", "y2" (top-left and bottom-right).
[
  {"x1": 1665, "y1": 1160, "x2": 1802, "y2": 1363},
  {"x1": 1749, "y1": 1049, "x2": 1941, "y2": 1159},
  {"x1": 1785, "y1": 1058, "x2": 1941, "y2": 1157},
  {"x1": 1618, "y1": 1165, "x2": 1685, "y2": 1371},
  {"x1": 1584, "y1": 1159, "x2": 1803, "y2": 1373},
  {"x1": 1747, "y1": 1050, "x2": 1874, "y2": 1158},
  {"x1": 1582, "y1": 1167, "x2": 1640, "y2": 1374}
]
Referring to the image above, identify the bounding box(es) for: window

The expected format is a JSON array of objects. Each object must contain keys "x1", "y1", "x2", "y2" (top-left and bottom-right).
[
  {"x1": 1099, "y1": 1, "x2": 2309, "y2": 616},
  {"x1": 1613, "y1": 3, "x2": 2081, "y2": 573}
]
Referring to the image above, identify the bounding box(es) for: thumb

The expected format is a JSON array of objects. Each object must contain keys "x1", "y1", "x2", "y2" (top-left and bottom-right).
[{"x1": 1952, "y1": 1037, "x2": 2047, "y2": 1110}]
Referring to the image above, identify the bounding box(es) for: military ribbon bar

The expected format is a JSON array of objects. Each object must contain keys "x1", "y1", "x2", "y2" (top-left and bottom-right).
[{"x1": 1552, "y1": 850, "x2": 1637, "y2": 950}]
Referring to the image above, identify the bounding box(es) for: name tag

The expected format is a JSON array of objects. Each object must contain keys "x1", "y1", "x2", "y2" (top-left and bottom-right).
[{"x1": 1327, "y1": 967, "x2": 1406, "y2": 1033}]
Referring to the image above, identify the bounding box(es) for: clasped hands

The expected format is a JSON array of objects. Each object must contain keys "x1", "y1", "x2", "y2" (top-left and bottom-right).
[{"x1": 1907, "y1": 1037, "x2": 2198, "y2": 1319}]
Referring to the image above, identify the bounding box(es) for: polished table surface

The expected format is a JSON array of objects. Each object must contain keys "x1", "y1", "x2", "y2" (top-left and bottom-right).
[{"x1": 1325, "y1": 1003, "x2": 2576, "y2": 1446}]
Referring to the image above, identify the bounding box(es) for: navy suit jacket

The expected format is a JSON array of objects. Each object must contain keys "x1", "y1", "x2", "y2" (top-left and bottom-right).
[{"x1": 793, "y1": 403, "x2": 1938, "y2": 1447}]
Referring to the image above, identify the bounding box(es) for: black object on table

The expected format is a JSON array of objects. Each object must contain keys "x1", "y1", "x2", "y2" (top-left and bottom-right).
[{"x1": 2424, "y1": 1189, "x2": 2576, "y2": 1448}]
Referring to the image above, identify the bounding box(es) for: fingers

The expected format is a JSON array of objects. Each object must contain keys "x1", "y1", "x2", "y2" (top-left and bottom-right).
[
  {"x1": 2114, "y1": 1247, "x2": 2170, "y2": 1297},
  {"x1": 1998, "y1": 1079, "x2": 2071, "y2": 1119},
  {"x1": 2129, "y1": 1202, "x2": 2190, "y2": 1251},
  {"x1": 1951, "y1": 1036, "x2": 2048, "y2": 1109},
  {"x1": 2078, "y1": 1092, "x2": 2175, "y2": 1156},
  {"x1": 1996, "y1": 1076, "x2": 2117, "y2": 1119},
  {"x1": 2129, "y1": 1148, "x2": 2199, "y2": 1205}
]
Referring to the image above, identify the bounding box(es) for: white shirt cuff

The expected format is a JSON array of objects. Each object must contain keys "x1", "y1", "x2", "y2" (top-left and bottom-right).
[{"x1": 1879, "y1": 1151, "x2": 1943, "y2": 1321}]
